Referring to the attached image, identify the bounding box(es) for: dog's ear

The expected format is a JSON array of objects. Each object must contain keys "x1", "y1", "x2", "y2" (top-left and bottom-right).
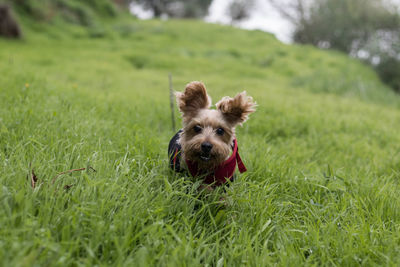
[
  {"x1": 216, "y1": 91, "x2": 256, "y2": 126},
  {"x1": 176, "y1": 81, "x2": 211, "y2": 118}
]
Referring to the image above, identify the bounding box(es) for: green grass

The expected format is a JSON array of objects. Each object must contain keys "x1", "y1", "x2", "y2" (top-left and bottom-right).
[{"x1": 1, "y1": 17, "x2": 400, "y2": 266}]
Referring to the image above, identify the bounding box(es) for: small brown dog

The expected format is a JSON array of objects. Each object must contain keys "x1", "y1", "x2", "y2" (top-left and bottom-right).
[{"x1": 168, "y1": 81, "x2": 256, "y2": 187}]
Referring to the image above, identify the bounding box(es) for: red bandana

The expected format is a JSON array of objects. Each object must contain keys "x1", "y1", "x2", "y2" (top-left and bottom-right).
[{"x1": 185, "y1": 139, "x2": 247, "y2": 186}]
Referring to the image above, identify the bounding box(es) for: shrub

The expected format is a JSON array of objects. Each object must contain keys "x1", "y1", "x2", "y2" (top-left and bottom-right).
[
  {"x1": 56, "y1": 0, "x2": 95, "y2": 26},
  {"x1": 375, "y1": 57, "x2": 400, "y2": 93},
  {"x1": 0, "y1": 4, "x2": 22, "y2": 38},
  {"x1": 270, "y1": 0, "x2": 400, "y2": 93},
  {"x1": 7, "y1": 0, "x2": 118, "y2": 25}
]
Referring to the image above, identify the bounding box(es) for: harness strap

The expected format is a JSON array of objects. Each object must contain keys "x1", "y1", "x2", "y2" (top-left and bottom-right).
[
  {"x1": 173, "y1": 148, "x2": 179, "y2": 169},
  {"x1": 236, "y1": 151, "x2": 247, "y2": 173}
]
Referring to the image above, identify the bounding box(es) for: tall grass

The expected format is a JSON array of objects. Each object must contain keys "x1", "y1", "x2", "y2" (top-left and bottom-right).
[{"x1": 0, "y1": 19, "x2": 400, "y2": 265}]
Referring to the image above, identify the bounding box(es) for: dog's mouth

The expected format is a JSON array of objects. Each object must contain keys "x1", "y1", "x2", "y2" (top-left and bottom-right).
[
  {"x1": 200, "y1": 155, "x2": 211, "y2": 161},
  {"x1": 199, "y1": 152, "x2": 212, "y2": 162}
]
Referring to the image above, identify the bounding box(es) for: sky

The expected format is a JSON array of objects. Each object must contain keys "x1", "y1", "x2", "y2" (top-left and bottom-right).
[{"x1": 205, "y1": 0, "x2": 294, "y2": 43}]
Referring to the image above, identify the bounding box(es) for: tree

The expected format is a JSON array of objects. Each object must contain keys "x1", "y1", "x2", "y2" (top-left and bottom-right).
[
  {"x1": 132, "y1": 0, "x2": 212, "y2": 18},
  {"x1": 227, "y1": 0, "x2": 255, "y2": 23},
  {"x1": 269, "y1": 0, "x2": 400, "y2": 92},
  {"x1": 0, "y1": 4, "x2": 21, "y2": 38}
]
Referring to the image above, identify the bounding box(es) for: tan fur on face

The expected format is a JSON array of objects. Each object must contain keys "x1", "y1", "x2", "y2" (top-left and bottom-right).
[
  {"x1": 180, "y1": 110, "x2": 233, "y2": 169},
  {"x1": 216, "y1": 91, "x2": 256, "y2": 126},
  {"x1": 177, "y1": 82, "x2": 256, "y2": 170}
]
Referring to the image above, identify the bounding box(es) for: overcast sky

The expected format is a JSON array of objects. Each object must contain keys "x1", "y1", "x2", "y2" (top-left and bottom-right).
[{"x1": 205, "y1": 0, "x2": 294, "y2": 43}]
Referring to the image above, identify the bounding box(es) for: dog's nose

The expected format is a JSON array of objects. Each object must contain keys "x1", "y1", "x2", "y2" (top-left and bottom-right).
[{"x1": 201, "y1": 142, "x2": 213, "y2": 153}]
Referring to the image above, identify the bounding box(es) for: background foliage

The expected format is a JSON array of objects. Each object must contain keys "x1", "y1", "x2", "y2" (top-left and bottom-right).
[
  {"x1": 270, "y1": 0, "x2": 400, "y2": 92},
  {"x1": 4, "y1": 0, "x2": 117, "y2": 25},
  {"x1": 131, "y1": 0, "x2": 213, "y2": 18}
]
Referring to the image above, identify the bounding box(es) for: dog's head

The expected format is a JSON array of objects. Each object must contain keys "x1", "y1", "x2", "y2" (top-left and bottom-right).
[{"x1": 176, "y1": 81, "x2": 256, "y2": 169}]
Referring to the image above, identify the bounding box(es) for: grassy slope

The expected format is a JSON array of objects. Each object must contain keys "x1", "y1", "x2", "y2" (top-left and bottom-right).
[{"x1": 1, "y1": 16, "x2": 400, "y2": 266}]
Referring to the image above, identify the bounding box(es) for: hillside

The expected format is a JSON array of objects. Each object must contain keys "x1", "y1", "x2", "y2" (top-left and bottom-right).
[{"x1": 1, "y1": 14, "x2": 400, "y2": 266}]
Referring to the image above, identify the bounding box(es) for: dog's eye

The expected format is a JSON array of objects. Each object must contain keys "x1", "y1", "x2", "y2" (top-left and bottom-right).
[
  {"x1": 193, "y1": 125, "x2": 202, "y2": 133},
  {"x1": 216, "y1": 128, "x2": 225, "y2": 136}
]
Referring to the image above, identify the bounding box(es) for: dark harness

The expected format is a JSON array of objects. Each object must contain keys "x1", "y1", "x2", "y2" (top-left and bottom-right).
[{"x1": 168, "y1": 130, "x2": 247, "y2": 186}]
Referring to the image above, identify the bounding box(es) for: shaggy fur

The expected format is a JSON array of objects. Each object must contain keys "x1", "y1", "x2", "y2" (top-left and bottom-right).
[
  {"x1": 176, "y1": 81, "x2": 256, "y2": 170},
  {"x1": 216, "y1": 92, "x2": 256, "y2": 126},
  {"x1": 176, "y1": 81, "x2": 211, "y2": 122}
]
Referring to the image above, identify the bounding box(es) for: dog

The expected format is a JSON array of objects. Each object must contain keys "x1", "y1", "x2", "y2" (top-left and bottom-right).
[{"x1": 168, "y1": 81, "x2": 256, "y2": 187}]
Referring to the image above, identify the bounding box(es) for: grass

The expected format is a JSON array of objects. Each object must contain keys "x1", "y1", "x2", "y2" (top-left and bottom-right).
[{"x1": 1, "y1": 16, "x2": 400, "y2": 266}]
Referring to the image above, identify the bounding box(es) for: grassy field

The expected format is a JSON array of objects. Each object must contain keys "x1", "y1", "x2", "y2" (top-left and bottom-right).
[{"x1": 1, "y1": 15, "x2": 400, "y2": 266}]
